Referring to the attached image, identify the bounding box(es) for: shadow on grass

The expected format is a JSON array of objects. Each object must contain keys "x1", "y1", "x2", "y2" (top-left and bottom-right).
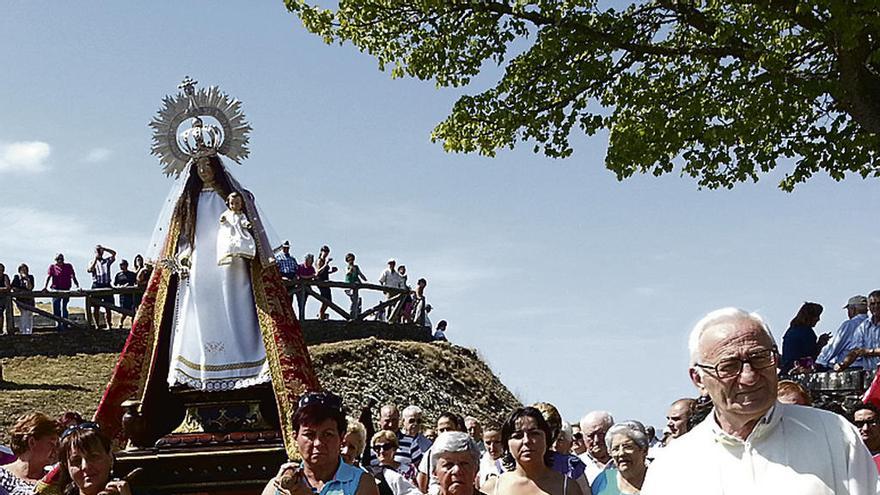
[{"x1": 0, "y1": 381, "x2": 88, "y2": 391}]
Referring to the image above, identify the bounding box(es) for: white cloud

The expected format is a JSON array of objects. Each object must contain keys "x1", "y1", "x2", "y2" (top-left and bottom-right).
[
  {"x1": 0, "y1": 141, "x2": 51, "y2": 173},
  {"x1": 83, "y1": 147, "x2": 112, "y2": 163},
  {"x1": 0, "y1": 206, "x2": 149, "y2": 270}
]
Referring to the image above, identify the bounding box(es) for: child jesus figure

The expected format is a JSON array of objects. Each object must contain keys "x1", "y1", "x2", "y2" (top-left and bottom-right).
[{"x1": 217, "y1": 191, "x2": 256, "y2": 265}]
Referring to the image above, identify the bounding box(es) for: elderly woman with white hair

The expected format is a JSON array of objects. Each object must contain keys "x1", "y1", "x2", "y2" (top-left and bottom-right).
[
  {"x1": 590, "y1": 422, "x2": 649, "y2": 495},
  {"x1": 341, "y1": 418, "x2": 368, "y2": 466},
  {"x1": 432, "y1": 431, "x2": 485, "y2": 495}
]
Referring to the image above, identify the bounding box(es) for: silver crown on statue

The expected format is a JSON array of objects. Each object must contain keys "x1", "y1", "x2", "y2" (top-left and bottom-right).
[{"x1": 150, "y1": 76, "x2": 252, "y2": 177}]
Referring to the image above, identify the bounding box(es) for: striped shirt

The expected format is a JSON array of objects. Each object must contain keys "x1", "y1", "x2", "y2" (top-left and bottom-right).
[
  {"x1": 91, "y1": 256, "x2": 114, "y2": 286},
  {"x1": 396, "y1": 433, "x2": 423, "y2": 468}
]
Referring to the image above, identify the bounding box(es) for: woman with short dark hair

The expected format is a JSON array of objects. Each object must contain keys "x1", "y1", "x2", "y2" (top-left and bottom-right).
[
  {"x1": 58, "y1": 423, "x2": 131, "y2": 495},
  {"x1": 263, "y1": 392, "x2": 380, "y2": 495}
]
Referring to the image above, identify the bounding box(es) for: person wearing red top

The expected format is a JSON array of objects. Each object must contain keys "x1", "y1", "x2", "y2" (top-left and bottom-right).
[
  {"x1": 43, "y1": 253, "x2": 79, "y2": 330},
  {"x1": 294, "y1": 253, "x2": 317, "y2": 321}
]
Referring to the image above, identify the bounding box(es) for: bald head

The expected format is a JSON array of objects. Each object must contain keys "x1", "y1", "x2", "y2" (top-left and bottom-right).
[
  {"x1": 379, "y1": 404, "x2": 400, "y2": 431},
  {"x1": 666, "y1": 398, "x2": 696, "y2": 438}
]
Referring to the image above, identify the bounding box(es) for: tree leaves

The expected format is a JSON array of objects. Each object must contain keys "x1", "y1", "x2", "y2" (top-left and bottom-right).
[{"x1": 285, "y1": 0, "x2": 880, "y2": 190}]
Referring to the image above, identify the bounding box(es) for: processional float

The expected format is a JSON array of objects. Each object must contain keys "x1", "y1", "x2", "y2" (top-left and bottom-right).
[{"x1": 86, "y1": 78, "x2": 319, "y2": 495}]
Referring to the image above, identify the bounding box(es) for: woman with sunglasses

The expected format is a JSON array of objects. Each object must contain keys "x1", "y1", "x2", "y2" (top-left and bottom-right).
[
  {"x1": 2, "y1": 413, "x2": 60, "y2": 488},
  {"x1": 482, "y1": 407, "x2": 586, "y2": 495},
  {"x1": 263, "y1": 392, "x2": 380, "y2": 495},
  {"x1": 369, "y1": 431, "x2": 420, "y2": 495},
  {"x1": 59, "y1": 423, "x2": 131, "y2": 495}
]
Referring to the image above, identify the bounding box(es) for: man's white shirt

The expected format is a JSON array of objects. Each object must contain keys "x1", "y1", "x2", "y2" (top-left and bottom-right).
[{"x1": 642, "y1": 402, "x2": 879, "y2": 495}]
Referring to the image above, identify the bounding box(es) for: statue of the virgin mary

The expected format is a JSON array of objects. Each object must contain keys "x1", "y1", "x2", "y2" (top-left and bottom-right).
[{"x1": 92, "y1": 78, "x2": 320, "y2": 457}]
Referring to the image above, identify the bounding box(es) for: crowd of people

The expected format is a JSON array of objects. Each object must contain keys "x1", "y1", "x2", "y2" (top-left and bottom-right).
[
  {"x1": 4, "y1": 305, "x2": 880, "y2": 495},
  {"x1": 273, "y1": 242, "x2": 444, "y2": 334},
  {"x1": 779, "y1": 291, "x2": 880, "y2": 375},
  {"x1": 0, "y1": 247, "x2": 150, "y2": 334},
  {"x1": 0, "y1": 243, "x2": 448, "y2": 337}
]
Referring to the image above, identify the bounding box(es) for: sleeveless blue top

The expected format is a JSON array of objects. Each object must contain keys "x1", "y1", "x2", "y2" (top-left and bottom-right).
[{"x1": 318, "y1": 459, "x2": 364, "y2": 495}]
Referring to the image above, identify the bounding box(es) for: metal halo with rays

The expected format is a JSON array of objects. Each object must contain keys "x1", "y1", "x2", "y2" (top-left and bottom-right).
[{"x1": 149, "y1": 77, "x2": 252, "y2": 177}]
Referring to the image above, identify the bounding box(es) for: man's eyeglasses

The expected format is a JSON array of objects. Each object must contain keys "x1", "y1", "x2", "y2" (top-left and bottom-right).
[
  {"x1": 372, "y1": 443, "x2": 396, "y2": 452},
  {"x1": 297, "y1": 391, "x2": 343, "y2": 411},
  {"x1": 572, "y1": 432, "x2": 583, "y2": 441},
  {"x1": 61, "y1": 422, "x2": 100, "y2": 441},
  {"x1": 694, "y1": 348, "x2": 778, "y2": 379},
  {"x1": 854, "y1": 419, "x2": 879, "y2": 428}
]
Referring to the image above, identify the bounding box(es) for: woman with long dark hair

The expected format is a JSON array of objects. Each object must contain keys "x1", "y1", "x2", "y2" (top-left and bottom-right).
[
  {"x1": 781, "y1": 302, "x2": 829, "y2": 374},
  {"x1": 481, "y1": 407, "x2": 585, "y2": 495}
]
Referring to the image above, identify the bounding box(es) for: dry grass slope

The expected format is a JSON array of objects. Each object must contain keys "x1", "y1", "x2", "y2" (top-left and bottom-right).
[{"x1": 0, "y1": 338, "x2": 519, "y2": 443}]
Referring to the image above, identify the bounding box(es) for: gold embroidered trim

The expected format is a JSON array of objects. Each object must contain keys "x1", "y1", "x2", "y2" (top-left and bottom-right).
[
  {"x1": 171, "y1": 367, "x2": 265, "y2": 383},
  {"x1": 139, "y1": 212, "x2": 181, "y2": 404},
  {"x1": 251, "y1": 261, "x2": 300, "y2": 460},
  {"x1": 174, "y1": 355, "x2": 267, "y2": 372}
]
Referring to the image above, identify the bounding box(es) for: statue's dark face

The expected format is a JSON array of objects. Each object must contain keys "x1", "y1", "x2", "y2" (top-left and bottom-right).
[{"x1": 196, "y1": 158, "x2": 215, "y2": 183}]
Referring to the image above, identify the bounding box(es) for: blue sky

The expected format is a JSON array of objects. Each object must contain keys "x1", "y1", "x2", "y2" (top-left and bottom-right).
[{"x1": 2, "y1": 2, "x2": 878, "y2": 430}]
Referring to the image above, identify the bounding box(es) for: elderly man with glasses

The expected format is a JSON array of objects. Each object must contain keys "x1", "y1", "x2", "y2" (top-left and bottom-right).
[{"x1": 642, "y1": 307, "x2": 878, "y2": 494}]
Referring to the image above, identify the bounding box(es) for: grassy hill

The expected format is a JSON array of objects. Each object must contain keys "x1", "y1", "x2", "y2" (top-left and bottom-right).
[{"x1": 0, "y1": 338, "x2": 520, "y2": 443}]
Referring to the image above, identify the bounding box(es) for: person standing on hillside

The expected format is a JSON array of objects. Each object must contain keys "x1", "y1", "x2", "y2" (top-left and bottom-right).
[
  {"x1": 113, "y1": 259, "x2": 137, "y2": 329},
  {"x1": 344, "y1": 253, "x2": 367, "y2": 319},
  {"x1": 11, "y1": 264, "x2": 35, "y2": 335},
  {"x1": 43, "y1": 253, "x2": 79, "y2": 331},
  {"x1": 816, "y1": 295, "x2": 868, "y2": 369},
  {"x1": 378, "y1": 259, "x2": 402, "y2": 322},
  {"x1": 412, "y1": 278, "x2": 428, "y2": 327},
  {"x1": 780, "y1": 302, "x2": 828, "y2": 374},
  {"x1": 315, "y1": 245, "x2": 338, "y2": 320},
  {"x1": 295, "y1": 253, "x2": 317, "y2": 320},
  {"x1": 0, "y1": 264, "x2": 11, "y2": 335},
  {"x1": 836, "y1": 290, "x2": 880, "y2": 371},
  {"x1": 432, "y1": 320, "x2": 448, "y2": 341},
  {"x1": 87, "y1": 244, "x2": 117, "y2": 329}
]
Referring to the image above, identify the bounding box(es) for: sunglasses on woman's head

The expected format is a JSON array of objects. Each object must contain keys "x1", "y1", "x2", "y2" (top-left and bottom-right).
[
  {"x1": 297, "y1": 391, "x2": 344, "y2": 412},
  {"x1": 61, "y1": 422, "x2": 100, "y2": 441},
  {"x1": 372, "y1": 443, "x2": 395, "y2": 452}
]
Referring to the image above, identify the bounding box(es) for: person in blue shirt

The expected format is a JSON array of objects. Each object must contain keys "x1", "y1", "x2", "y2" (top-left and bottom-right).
[
  {"x1": 816, "y1": 296, "x2": 869, "y2": 369},
  {"x1": 263, "y1": 391, "x2": 380, "y2": 495},
  {"x1": 432, "y1": 321, "x2": 448, "y2": 342}
]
